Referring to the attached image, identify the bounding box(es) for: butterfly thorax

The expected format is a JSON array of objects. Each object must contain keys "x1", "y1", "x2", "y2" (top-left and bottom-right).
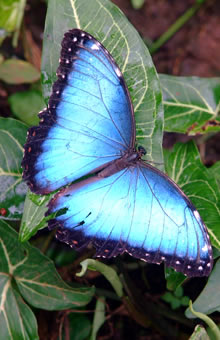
[{"x1": 98, "y1": 147, "x2": 145, "y2": 179}]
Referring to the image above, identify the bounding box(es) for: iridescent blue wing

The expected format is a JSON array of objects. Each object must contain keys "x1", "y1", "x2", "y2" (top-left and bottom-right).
[
  {"x1": 22, "y1": 29, "x2": 135, "y2": 194},
  {"x1": 47, "y1": 161, "x2": 213, "y2": 277}
]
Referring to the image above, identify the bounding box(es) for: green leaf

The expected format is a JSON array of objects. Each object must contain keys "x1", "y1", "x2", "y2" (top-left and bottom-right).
[
  {"x1": 0, "y1": 59, "x2": 40, "y2": 84},
  {"x1": 8, "y1": 89, "x2": 44, "y2": 126},
  {"x1": 189, "y1": 325, "x2": 210, "y2": 340},
  {"x1": 181, "y1": 296, "x2": 190, "y2": 307},
  {"x1": 160, "y1": 74, "x2": 220, "y2": 134},
  {"x1": 90, "y1": 297, "x2": 105, "y2": 340},
  {"x1": 161, "y1": 292, "x2": 180, "y2": 310},
  {"x1": 174, "y1": 286, "x2": 183, "y2": 298},
  {"x1": 0, "y1": 118, "x2": 28, "y2": 220},
  {"x1": 19, "y1": 190, "x2": 52, "y2": 242},
  {"x1": 212, "y1": 247, "x2": 220, "y2": 260},
  {"x1": 209, "y1": 161, "x2": 220, "y2": 189},
  {"x1": 0, "y1": 0, "x2": 26, "y2": 45},
  {"x1": 162, "y1": 292, "x2": 174, "y2": 303},
  {"x1": 165, "y1": 267, "x2": 186, "y2": 291},
  {"x1": 61, "y1": 313, "x2": 91, "y2": 340},
  {"x1": 164, "y1": 141, "x2": 220, "y2": 250},
  {"x1": 0, "y1": 220, "x2": 94, "y2": 311},
  {"x1": 42, "y1": 0, "x2": 163, "y2": 167},
  {"x1": 0, "y1": 0, "x2": 20, "y2": 32},
  {"x1": 0, "y1": 279, "x2": 39, "y2": 340},
  {"x1": 48, "y1": 245, "x2": 77, "y2": 267},
  {"x1": 185, "y1": 259, "x2": 220, "y2": 318},
  {"x1": 162, "y1": 288, "x2": 190, "y2": 310}
]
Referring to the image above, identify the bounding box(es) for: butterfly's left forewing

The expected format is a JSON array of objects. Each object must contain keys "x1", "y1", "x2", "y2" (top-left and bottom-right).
[
  {"x1": 22, "y1": 29, "x2": 135, "y2": 194},
  {"x1": 47, "y1": 162, "x2": 212, "y2": 277}
]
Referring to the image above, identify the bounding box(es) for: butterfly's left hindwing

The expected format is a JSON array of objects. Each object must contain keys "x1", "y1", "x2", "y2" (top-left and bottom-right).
[
  {"x1": 48, "y1": 162, "x2": 212, "y2": 277},
  {"x1": 22, "y1": 29, "x2": 135, "y2": 194}
]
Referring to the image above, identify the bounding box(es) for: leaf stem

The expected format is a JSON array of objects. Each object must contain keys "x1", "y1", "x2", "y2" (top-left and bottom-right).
[
  {"x1": 12, "y1": 0, "x2": 26, "y2": 47},
  {"x1": 149, "y1": 1, "x2": 204, "y2": 54},
  {"x1": 189, "y1": 301, "x2": 220, "y2": 340},
  {"x1": 41, "y1": 229, "x2": 56, "y2": 254}
]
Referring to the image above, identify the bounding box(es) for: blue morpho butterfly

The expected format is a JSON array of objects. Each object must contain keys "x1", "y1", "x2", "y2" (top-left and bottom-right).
[{"x1": 22, "y1": 29, "x2": 213, "y2": 277}]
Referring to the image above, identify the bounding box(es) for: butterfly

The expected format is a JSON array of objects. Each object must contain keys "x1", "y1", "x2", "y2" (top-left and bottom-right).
[{"x1": 22, "y1": 29, "x2": 213, "y2": 277}]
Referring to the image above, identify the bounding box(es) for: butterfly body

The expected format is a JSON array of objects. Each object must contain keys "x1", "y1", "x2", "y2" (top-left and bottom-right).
[{"x1": 22, "y1": 29, "x2": 213, "y2": 277}]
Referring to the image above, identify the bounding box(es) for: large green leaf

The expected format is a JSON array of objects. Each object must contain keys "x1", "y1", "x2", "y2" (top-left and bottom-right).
[
  {"x1": 42, "y1": 0, "x2": 163, "y2": 166},
  {"x1": 164, "y1": 141, "x2": 220, "y2": 250},
  {"x1": 185, "y1": 259, "x2": 220, "y2": 318},
  {"x1": 0, "y1": 220, "x2": 94, "y2": 312},
  {"x1": 209, "y1": 161, "x2": 220, "y2": 189},
  {"x1": 160, "y1": 74, "x2": 220, "y2": 135},
  {"x1": 0, "y1": 281, "x2": 39, "y2": 340},
  {"x1": 0, "y1": 118, "x2": 28, "y2": 220}
]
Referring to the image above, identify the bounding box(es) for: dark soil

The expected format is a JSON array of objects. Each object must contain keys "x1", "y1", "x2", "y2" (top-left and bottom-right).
[
  {"x1": 114, "y1": 0, "x2": 220, "y2": 77},
  {"x1": 114, "y1": 0, "x2": 220, "y2": 166}
]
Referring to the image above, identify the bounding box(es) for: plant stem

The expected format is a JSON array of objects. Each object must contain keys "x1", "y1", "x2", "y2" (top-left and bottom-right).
[
  {"x1": 149, "y1": 1, "x2": 204, "y2": 54},
  {"x1": 12, "y1": 0, "x2": 26, "y2": 47},
  {"x1": 41, "y1": 229, "x2": 56, "y2": 254}
]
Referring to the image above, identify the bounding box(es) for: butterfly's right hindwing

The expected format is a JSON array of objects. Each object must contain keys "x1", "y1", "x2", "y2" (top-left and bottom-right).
[{"x1": 47, "y1": 162, "x2": 212, "y2": 277}]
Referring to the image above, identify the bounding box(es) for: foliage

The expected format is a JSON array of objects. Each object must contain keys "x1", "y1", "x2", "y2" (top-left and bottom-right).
[
  {"x1": 130, "y1": 0, "x2": 145, "y2": 10},
  {"x1": 161, "y1": 286, "x2": 190, "y2": 310},
  {"x1": 160, "y1": 75, "x2": 220, "y2": 135},
  {"x1": 0, "y1": 0, "x2": 219, "y2": 339},
  {"x1": 0, "y1": 59, "x2": 40, "y2": 84},
  {"x1": 0, "y1": 0, "x2": 26, "y2": 46},
  {"x1": 0, "y1": 220, "x2": 94, "y2": 339}
]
